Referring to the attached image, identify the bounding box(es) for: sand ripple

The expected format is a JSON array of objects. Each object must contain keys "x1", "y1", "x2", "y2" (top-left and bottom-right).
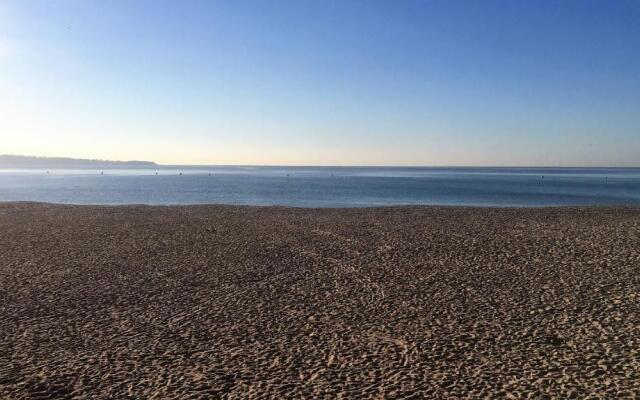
[{"x1": 1, "y1": 204, "x2": 639, "y2": 398}]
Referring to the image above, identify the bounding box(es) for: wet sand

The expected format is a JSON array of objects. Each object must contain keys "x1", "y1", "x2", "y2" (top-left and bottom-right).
[{"x1": 1, "y1": 203, "x2": 639, "y2": 399}]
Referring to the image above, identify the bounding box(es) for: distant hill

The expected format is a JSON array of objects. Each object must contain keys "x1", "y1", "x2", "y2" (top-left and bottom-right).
[{"x1": 0, "y1": 155, "x2": 158, "y2": 169}]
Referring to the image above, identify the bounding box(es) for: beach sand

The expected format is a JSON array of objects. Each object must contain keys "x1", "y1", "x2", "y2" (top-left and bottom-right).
[{"x1": 1, "y1": 203, "x2": 639, "y2": 398}]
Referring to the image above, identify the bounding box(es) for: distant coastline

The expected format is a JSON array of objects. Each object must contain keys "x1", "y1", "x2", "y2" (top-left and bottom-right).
[{"x1": 0, "y1": 155, "x2": 158, "y2": 169}]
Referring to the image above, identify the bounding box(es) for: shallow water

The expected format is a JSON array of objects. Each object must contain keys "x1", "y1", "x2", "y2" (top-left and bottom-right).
[{"x1": 1, "y1": 167, "x2": 639, "y2": 207}]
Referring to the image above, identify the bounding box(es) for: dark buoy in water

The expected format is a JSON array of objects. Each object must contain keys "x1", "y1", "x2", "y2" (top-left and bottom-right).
[
  {"x1": 101, "y1": 171, "x2": 104, "y2": 175},
  {"x1": 155, "y1": 171, "x2": 158, "y2": 175},
  {"x1": 46, "y1": 170, "x2": 49, "y2": 175},
  {"x1": 179, "y1": 172, "x2": 183, "y2": 176}
]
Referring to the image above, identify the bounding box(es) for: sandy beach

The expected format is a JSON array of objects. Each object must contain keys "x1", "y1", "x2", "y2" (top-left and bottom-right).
[{"x1": 1, "y1": 203, "x2": 639, "y2": 399}]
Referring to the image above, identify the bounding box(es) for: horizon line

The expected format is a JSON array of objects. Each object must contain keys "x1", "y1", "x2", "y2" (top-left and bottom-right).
[{"x1": 2, "y1": 154, "x2": 639, "y2": 169}]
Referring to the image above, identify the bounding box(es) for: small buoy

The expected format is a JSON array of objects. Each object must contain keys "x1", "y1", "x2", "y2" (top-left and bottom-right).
[
  {"x1": 179, "y1": 172, "x2": 183, "y2": 176},
  {"x1": 101, "y1": 171, "x2": 104, "y2": 175}
]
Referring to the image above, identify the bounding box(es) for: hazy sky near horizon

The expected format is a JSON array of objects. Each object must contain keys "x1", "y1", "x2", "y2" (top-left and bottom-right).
[{"x1": 1, "y1": 0, "x2": 639, "y2": 166}]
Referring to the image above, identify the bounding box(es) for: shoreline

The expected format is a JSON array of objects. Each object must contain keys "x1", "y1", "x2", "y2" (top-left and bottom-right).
[{"x1": 3, "y1": 200, "x2": 640, "y2": 210}]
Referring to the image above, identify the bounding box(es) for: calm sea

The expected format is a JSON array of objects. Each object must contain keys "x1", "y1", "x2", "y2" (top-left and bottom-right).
[{"x1": 1, "y1": 167, "x2": 639, "y2": 207}]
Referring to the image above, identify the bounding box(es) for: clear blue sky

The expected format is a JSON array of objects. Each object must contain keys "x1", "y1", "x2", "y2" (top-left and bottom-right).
[{"x1": 1, "y1": 0, "x2": 639, "y2": 166}]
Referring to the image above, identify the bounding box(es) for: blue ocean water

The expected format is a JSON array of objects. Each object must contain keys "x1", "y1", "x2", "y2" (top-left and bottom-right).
[{"x1": 0, "y1": 167, "x2": 639, "y2": 207}]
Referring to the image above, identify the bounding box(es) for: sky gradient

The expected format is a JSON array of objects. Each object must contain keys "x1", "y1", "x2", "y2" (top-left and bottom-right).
[{"x1": 1, "y1": 0, "x2": 639, "y2": 166}]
